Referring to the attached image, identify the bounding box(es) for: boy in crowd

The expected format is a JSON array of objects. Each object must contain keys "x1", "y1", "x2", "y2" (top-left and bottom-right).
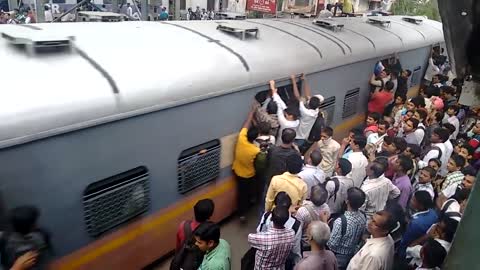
[
  {"x1": 364, "y1": 112, "x2": 381, "y2": 138},
  {"x1": 392, "y1": 155, "x2": 414, "y2": 210},
  {"x1": 441, "y1": 154, "x2": 466, "y2": 198},
  {"x1": 346, "y1": 135, "x2": 369, "y2": 187},
  {"x1": 413, "y1": 166, "x2": 436, "y2": 199},
  {"x1": 444, "y1": 105, "x2": 460, "y2": 139},
  {"x1": 385, "y1": 137, "x2": 408, "y2": 179},
  {"x1": 401, "y1": 118, "x2": 422, "y2": 145},
  {"x1": 404, "y1": 144, "x2": 422, "y2": 181},
  {"x1": 194, "y1": 222, "x2": 231, "y2": 270}
]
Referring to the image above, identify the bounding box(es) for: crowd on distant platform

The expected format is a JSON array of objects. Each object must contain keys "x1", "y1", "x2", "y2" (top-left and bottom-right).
[{"x1": 170, "y1": 47, "x2": 478, "y2": 270}]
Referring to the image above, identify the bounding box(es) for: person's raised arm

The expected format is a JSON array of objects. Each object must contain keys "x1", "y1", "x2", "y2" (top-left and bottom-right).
[
  {"x1": 242, "y1": 108, "x2": 255, "y2": 130},
  {"x1": 291, "y1": 75, "x2": 301, "y2": 101},
  {"x1": 301, "y1": 74, "x2": 312, "y2": 98},
  {"x1": 270, "y1": 80, "x2": 287, "y2": 111}
]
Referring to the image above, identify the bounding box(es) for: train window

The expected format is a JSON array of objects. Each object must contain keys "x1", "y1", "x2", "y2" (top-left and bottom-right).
[
  {"x1": 254, "y1": 81, "x2": 301, "y2": 108},
  {"x1": 411, "y1": 66, "x2": 422, "y2": 86},
  {"x1": 52, "y1": 0, "x2": 65, "y2": 3},
  {"x1": 342, "y1": 88, "x2": 359, "y2": 119},
  {"x1": 319, "y1": 96, "x2": 336, "y2": 126},
  {"x1": 83, "y1": 166, "x2": 151, "y2": 237},
  {"x1": 178, "y1": 139, "x2": 221, "y2": 194}
]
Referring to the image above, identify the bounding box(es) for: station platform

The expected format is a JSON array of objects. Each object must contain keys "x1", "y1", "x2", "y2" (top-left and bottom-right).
[{"x1": 155, "y1": 207, "x2": 259, "y2": 270}]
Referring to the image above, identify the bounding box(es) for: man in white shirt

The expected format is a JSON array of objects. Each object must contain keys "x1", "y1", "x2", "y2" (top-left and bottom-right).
[
  {"x1": 444, "y1": 105, "x2": 460, "y2": 139},
  {"x1": 420, "y1": 128, "x2": 449, "y2": 175},
  {"x1": 298, "y1": 150, "x2": 325, "y2": 198},
  {"x1": 306, "y1": 126, "x2": 340, "y2": 177},
  {"x1": 367, "y1": 120, "x2": 389, "y2": 153},
  {"x1": 347, "y1": 210, "x2": 396, "y2": 270},
  {"x1": 346, "y1": 135, "x2": 369, "y2": 188},
  {"x1": 126, "y1": 3, "x2": 133, "y2": 18},
  {"x1": 270, "y1": 80, "x2": 300, "y2": 145},
  {"x1": 44, "y1": 6, "x2": 53, "y2": 22},
  {"x1": 361, "y1": 160, "x2": 400, "y2": 221},
  {"x1": 290, "y1": 74, "x2": 321, "y2": 149}
]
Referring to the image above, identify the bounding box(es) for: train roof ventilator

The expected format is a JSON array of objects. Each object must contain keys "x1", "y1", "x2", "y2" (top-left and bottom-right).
[
  {"x1": 367, "y1": 17, "x2": 391, "y2": 27},
  {"x1": 216, "y1": 23, "x2": 259, "y2": 40},
  {"x1": 402, "y1": 16, "x2": 424, "y2": 24},
  {"x1": 312, "y1": 19, "x2": 344, "y2": 32},
  {"x1": 1, "y1": 26, "x2": 74, "y2": 56}
]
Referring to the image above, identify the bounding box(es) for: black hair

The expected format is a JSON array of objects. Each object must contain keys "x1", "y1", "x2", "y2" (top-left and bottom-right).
[
  {"x1": 322, "y1": 127, "x2": 334, "y2": 137},
  {"x1": 247, "y1": 127, "x2": 259, "y2": 143},
  {"x1": 385, "y1": 81, "x2": 395, "y2": 91},
  {"x1": 352, "y1": 135, "x2": 367, "y2": 149},
  {"x1": 396, "y1": 94, "x2": 408, "y2": 103},
  {"x1": 393, "y1": 137, "x2": 408, "y2": 153},
  {"x1": 434, "y1": 111, "x2": 445, "y2": 123},
  {"x1": 378, "y1": 119, "x2": 390, "y2": 130},
  {"x1": 461, "y1": 166, "x2": 476, "y2": 177},
  {"x1": 347, "y1": 187, "x2": 366, "y2": 210},
  {"x1": 460, "y1": 143, "x2": 475, "y2": 156},
  {"x1": 407, "y1": 144, "x2": 421, "y2": 158},
  {"x1": 375, "y1": 156, "x2": 389, "y2": 170},
  {"x1": 408, "y1": 117, "x2": 419, "y2": 129},
  {"x1": 416, "y1": 109, "x2": 428, "y2": 122},
  {"x1": 284, "y1": 107, "x2": 300, "y2": 120},
  {"x1": 450, "y1": 154, "x2": 466, "y2": 169},
  {"x1": 310, "y1": 150, "x2": 323, "y2": 166},
  {"x1": 257, "y1": 122, "x2": 271, "y2": 135},
  {"x1": 422, "y1": 166, "x2": 437, "y2": 178},
  {"x1": 414, "y1": 191, "x2": 434, "y2": 210},
  {"x1": 310, "y1": 185, "x2": 328, "y2": 207},
  {"x1": 442, "y1": 123, "x2": 456, "y2": 135},
  {"x1": 309, "y1": 96, "x2": 321, "y2": 110},
  {"x1": 194, "y1": 221, "x2": 220, "y2": 244},
  {"x1": 271, "y1": 206, "x2": 290, "y2": 228},
  {"x1": 350, "y1": 128, "x2": 363, "y2": 136},
  {"x1": 405, "y1": 69, "x2": 412, "y2": 77},
  {"x1": 10, "y1": 206, "x2": 40, "y2": 235},
  {"x1": 266, "y1": 100, "x2": 278, "y2": 114},
  {"x1": 439, "y1": 215, "x2": 459, "y2": 242},
  {"x1": 433, "y1": 128, "x2": 450, "y2": 143},
  {"x1": 411, "y1": 96, "x2": 426, "y2": 108},
  {"x1": 274, "y1": 191, "x2": 292, "y2": 208},
  {"x1": 337, "y1": 158, "x2": 352, "y2": 176},
  {"x1": 451, "y1": 186, "x2": 471, "y2": 202},
  {"x1": 425, "y1": 86, "x2": 441, "y2": 98},
  {"x1": 286, "y1": 154, "x2": 303, "y2": 174},
  {"x1": 194, "y1": 199, "x2": 215, "y2": 222},
  {"x1": 428, "y1": 158, "x2": 442, "y2": 167},
  {"x1": 370, "y1": 161, "x2": 386, "y2": 178},
  {"x1": 282, "y1": 128, "x2": 296, "y2": 144},
  {"x1": 441, "y1": 86, "x2": 456, "y2": 96},
  {"x1": 397, "y1": 154, "x2": 413, "y2": 172},
  {"x1": 368, "y1": 112, "x2": 382, "y2": 123},
  {"x1": 447, "y1": 104, "x2": 460, "y2": 114},
  {"x1": 422, "y1": 238, "x2": 447, "y2": 268},
  {"x1": 383, "y1": 135, "x2": 393, "y2": 146},
  {"x1": 377, "y1": 210, "x2": 397, "y2": 233}
]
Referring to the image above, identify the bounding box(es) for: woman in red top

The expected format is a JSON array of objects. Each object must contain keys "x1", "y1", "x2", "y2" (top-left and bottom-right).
[{"x1": 368, "y1": 80, "x2": 395, "y2": 115}]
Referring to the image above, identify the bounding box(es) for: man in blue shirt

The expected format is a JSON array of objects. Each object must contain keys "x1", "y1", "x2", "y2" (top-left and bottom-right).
[
  {"x1": 159, "y1": 7, "x2": 168, "y2": 20},
  {"x1": 399, "y1": 190, "x2": 438, "y2": 259}
]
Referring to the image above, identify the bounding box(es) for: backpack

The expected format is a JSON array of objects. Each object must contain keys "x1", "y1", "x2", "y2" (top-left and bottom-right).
[
  {"x1": 323, "y1": 177, "x2": 340, "y2": 203},
  {"x1": 254, "y1": 138, "x2": 273, "y2": 174},
  {"x1": 417, "y1": 125, "x2": 427, "y2": 146},
  {"x1": 0, "y1": 230, "x2": 52, "y2": 270},
  {"x1": 170, "y1": 221, "x2": 204, "y2": 270},
  {"x1": 439, "y1": 199, "x2": 462, "y2": 220},
  {"x1": 420, "y1": 145, "x2": 443, "y2": 160},
  {"x1": 307, "y1": 111, "x2": 326, "y2": 142}
]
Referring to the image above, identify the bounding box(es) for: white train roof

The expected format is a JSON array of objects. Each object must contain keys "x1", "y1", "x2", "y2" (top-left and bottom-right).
[{"x1": 0, "y1": 16, "x2": 443, "y2": 149}]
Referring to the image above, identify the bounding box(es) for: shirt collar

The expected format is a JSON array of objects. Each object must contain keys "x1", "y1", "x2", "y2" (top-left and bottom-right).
[{"x1": 412, "y1": 209, "x2": 431, "y2": 218}]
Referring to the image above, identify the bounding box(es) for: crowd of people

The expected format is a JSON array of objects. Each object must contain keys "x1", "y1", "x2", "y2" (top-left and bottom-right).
[{"x1": 171, "y1": 49, "x2": 477, "y2": 270}]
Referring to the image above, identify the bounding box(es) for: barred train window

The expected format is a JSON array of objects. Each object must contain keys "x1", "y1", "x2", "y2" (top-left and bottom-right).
[
  {"x1": 83, "y1": 166, "x2": 150, "y2": 237},
  {"x1": 178, "y1": 139, "x2": 221, "y2": 194},
  {"x1": 342, "y1": 88, "x2": 360, "y2": 119},
  {"x1": 319, "y1": 96, "x2": 336, "y2": 126}
]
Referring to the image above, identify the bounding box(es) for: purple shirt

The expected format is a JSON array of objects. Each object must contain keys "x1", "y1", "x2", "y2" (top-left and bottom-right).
[{"x1": 393, "y1": 174, "x2": 412, "y2": 209}]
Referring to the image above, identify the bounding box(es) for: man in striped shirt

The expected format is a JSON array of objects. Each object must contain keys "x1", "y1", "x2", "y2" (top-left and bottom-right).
[{"x1": 248, "y1": 206, "x2": 295, "y2": 270}]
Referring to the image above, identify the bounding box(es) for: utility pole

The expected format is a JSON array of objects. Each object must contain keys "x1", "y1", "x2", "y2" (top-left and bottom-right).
[
  {"x1": 35, "y1": 0, "x2": 44, "y2": 22},
  {"x1": 140, "y1": 0, "x2": 148, "y2": 20},
  {"x1": 174, "y1": 0, "x2": 180, "y2": 19}
]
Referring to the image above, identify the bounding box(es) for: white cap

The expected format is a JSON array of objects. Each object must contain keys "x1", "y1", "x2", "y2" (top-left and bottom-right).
[{"x1": 314, "y1": 95, "x2": 325, "y2": 103}]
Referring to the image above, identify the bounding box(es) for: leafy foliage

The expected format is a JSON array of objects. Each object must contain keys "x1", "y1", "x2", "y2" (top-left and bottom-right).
[{"x1": 391, "y1": 0, "x2": 441, "y2": 21}]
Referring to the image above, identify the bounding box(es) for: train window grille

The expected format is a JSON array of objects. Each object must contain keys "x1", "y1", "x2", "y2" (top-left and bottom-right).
[
  {"x1": 411, "y1": 66, "x2": 422, "y2": 86},
  {"x1": 83, "y1": 166, "x2": 150, "y2": 237},
  {"x1": 319, "y1": 96, "x2": 335, "y2": 126},
  {"x1": 178, "y1": 140, "x2": 221, "y2": 194},
  {"x1": 342, "y1": 88, "x2": 359, "y2": 119}
]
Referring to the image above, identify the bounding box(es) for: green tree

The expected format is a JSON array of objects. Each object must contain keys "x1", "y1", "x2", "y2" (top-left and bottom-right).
[{"x1": 391, "y1": 0, "x2": 440, "y2": 21}]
